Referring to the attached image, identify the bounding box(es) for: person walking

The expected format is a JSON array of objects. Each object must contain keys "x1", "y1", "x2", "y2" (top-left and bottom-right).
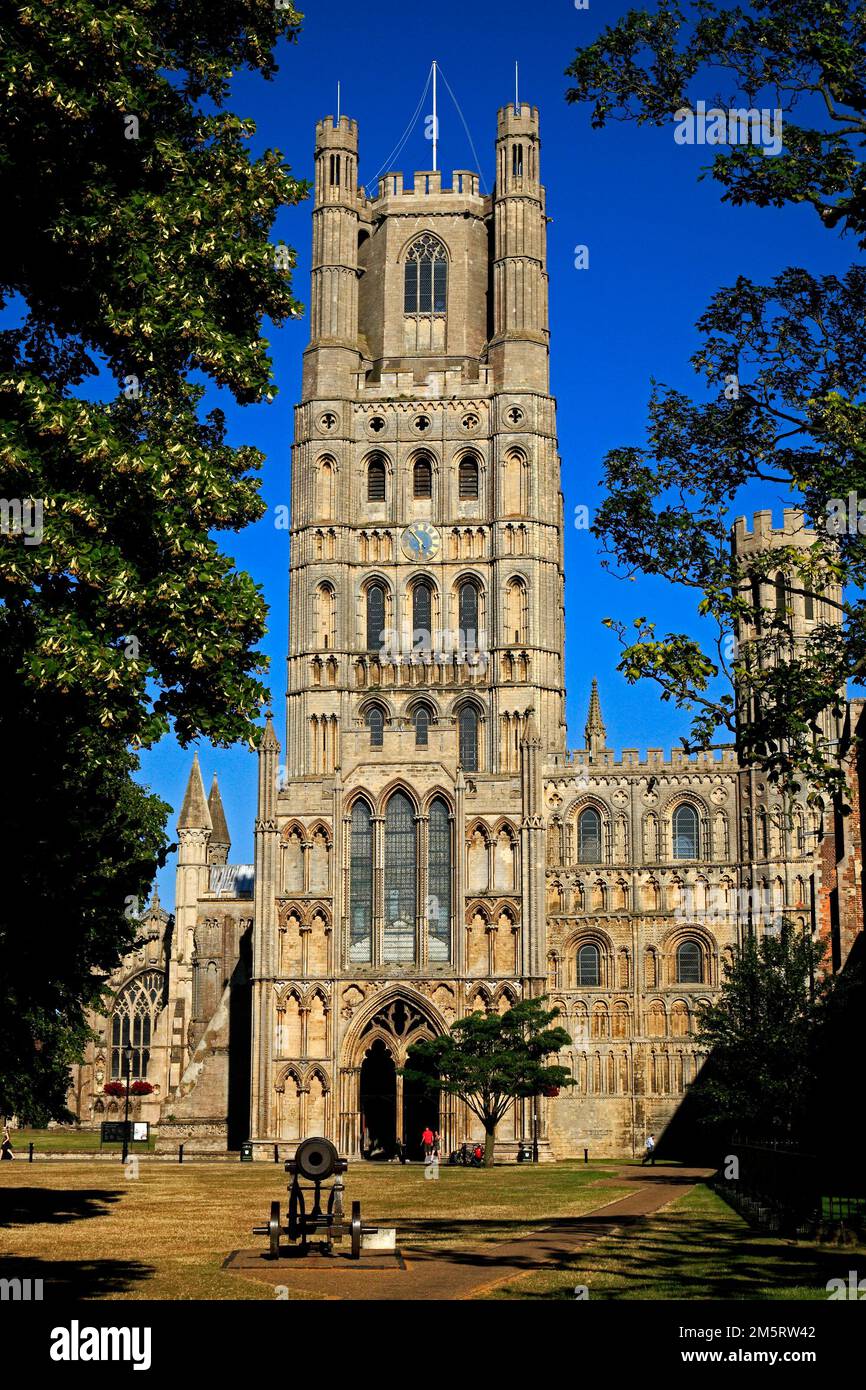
[
  {"x1": 421, "y1": 1125, "x2": 434, "y2": 1160},
  {"x1": 641, "y1": 1134, "x2": 656, "y2": 1166},
  {"x1": 1, "y1": 1128, "x2": 13, "y2": 1160},
  {"x1": 432, "y1": 1129, "x2": 440, "y2": 1159}
]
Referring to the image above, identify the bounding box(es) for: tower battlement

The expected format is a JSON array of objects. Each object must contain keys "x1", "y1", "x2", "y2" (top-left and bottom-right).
[
  {"x1": 497, "y1": 102, "x2": 540, "y2": 136},
  {"x1": 732, "y1": 507, "x2": 816, "y2": 558},
  {"x1": 314, "y1": 115, "x2": 359, "y2": 148}
]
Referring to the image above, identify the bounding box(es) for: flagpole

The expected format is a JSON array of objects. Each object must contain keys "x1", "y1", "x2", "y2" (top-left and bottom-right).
[{"x1": 432, "y1": 60, "x2": 438, "y2": 172}]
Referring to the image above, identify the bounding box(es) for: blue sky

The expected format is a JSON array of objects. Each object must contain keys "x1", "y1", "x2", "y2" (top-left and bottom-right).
[{"x1": 133, "y1": 0, "x2": 860, "y2": 906}]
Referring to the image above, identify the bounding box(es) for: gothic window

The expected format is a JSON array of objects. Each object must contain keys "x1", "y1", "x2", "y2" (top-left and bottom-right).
[
  {"x1": 413, "y1": 455, "x2": 432, "y2": 499},
  {"x1": 404, "y1": 233, "x2": 448, "y2": 315},
  {"x1": 672, "y1": 803, "x2": 699, "y2": 860},
  {"x1": 459, "y1": 456, "x2": 479, "y2": 499},
  {"x1": 414, "y1": 707, "x2": 430, "y2": 747},
  {"x1": 428, "y1": 797, "x2": 451, "y2": 962},
  {"x1": 775, "y1": 571, "x2": 787, "y2": 614},
  {"x1": 505, "y1": 578, "x2": 527, "y2": 644},
  {"x1": 366, "y1": 583, "x2": 385, "y2": 652},
  {"x1": 578, "y1": 807, "x2": 602, "y2": 864},
  {"x1": 110, "y1": 971, "x2": 164, "y2": 1080},
  {"x1": 512, "y1": 144, "x2": 524, "y2": 178},
  {"x1": 367, "y1": 706, "x2": 384, "y2": 748},
  {"x1": 676, "y1": 939, "x2": 703, "y2": 984},
  {"x1": 577, "y1": 943, "x2": 601, "y2": 987},
  {"x1": 412, "y1": 581, "x2": 432, "y2": 648},
  {"x1": 458, "y1": 580, "x2": 479, "y2": 649},
  {"x1": 804, "y1": 590, "x2": 814, "y2": 620},
  {"x1": 349, "y1": 801, "x2": 373, "y2": 963},
  {"x1": 367, "y1": 455, "x2": 386, "y2": 502},
  {"x1": 384, "y1": 792, "x2": 416, "y2": 963},
  {"x1": 458, "y1": 705, "x2": 479, "y2": 772}
]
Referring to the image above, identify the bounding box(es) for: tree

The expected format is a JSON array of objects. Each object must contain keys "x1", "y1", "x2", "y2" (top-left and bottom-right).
[
  {"x1": 0, "y1": 1, "x2": 306, "y2": 1118},
  {"x1": 690, "y1": 924, "x2": 831, "y2": 1146},
  {"x1": 566, "y1": 0, "x2": 866, "y2": 240},
  {"x1": 402, "y1": 997, "x2": 574, "y2": 1166},
  {"x1": 595, "y1": 265, "x2": 866, "y2": 796},
  {"x1": 565, "y1": 1, "x2": 866, "y2": 795}
]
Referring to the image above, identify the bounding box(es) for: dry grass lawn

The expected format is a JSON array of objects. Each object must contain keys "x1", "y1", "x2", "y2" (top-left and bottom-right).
[{"x1": 0, "y1": 1158, "x2": 634, "y2": 1300}]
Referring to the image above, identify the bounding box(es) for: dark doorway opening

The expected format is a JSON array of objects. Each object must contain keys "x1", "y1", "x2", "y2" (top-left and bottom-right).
[
  {"x1": 403, "y1": 1066, "x2": 439, "y2": 1162},
  {"x1": 360, "y1": 1038, "x2": 396, "y2": 1159}
]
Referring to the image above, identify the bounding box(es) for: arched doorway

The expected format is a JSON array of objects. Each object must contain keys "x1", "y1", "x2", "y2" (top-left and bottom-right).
[
  {"x1": 349, "y1": 994, "x2": 444, "y2": 1160},
  {"x1": 359, "y1": 1038, "x2": 397, "y2": 1159}
]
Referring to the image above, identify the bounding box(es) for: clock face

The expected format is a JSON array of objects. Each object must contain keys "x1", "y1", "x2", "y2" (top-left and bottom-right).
[{"x1": 401, "y1": 522, "x2": 441, "y2": 563}]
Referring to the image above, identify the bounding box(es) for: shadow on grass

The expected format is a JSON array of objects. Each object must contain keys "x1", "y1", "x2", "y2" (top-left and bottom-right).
[
  {"x1": 0, "y1": 1252, "x2": 154, "y2": 1298},
  {"x1": 0, "y1": 1187, "x2": 123, "y2": 1227},
  {"x1": 489, "y1": 1214, "x2": 864, "y2": 1299}
]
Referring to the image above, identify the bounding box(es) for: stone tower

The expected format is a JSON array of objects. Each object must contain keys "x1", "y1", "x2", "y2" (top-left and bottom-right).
[{"x1": 249, "y1": 101, "x2": 567, "y2": 1159}]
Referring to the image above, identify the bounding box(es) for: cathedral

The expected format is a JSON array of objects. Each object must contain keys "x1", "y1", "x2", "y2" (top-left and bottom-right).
[{"x1": 68, "y1": 101, "x2": 863, "y2": 1159}]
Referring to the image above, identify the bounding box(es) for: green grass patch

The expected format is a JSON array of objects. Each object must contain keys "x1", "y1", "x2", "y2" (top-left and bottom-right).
[
  {"x1": 484, "y1": 1182, "x2": 866, "y2": 1300},
  {"x1": 5, "y1": 1128, "x2": 157, "y2": 1154}
]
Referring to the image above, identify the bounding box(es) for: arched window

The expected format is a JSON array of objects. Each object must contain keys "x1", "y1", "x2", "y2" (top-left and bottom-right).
[
  {"x1": 110, "y1": 971, "x2": 164, "y2": 1080},
  {"x1": 413, "y1": 455, "x2": 432, "y2": 499},
  {"x1": 577, "y1": 943, "x2": 601, "y2": 987},
  {"x1": 459, "y1": 706, "x2": 479, "y2": 772},
  {"x1": 458, "y1": 580, "x2": 479, "y2": 649},
  {"x1": 366, "y1": 583, "x2": 385, "y2": 652},
  {"x1": 578, "y1": 807, "x2": 602, "y2": 864},
  {"x1": 404, "y1": 233, "x2": 448, "y2": 315},
  {"x1": 676, "y1": 940, "x2": 703, "y2": 984},
  {"x1": 672, "y1": 804, "x2": 699, "y2": 859},
  {"x1": 428, "y1": 797, "x2": 451, "y2": 961},
  {"x1": 367, "y1": 707, "x2": 384, "y2": 748},
  {"x1": 367, "y1": 455, "x2": 386, "y2": 502},
  {"x1": 775, "y1": 571, "x2": 787, "y2": 614},
  {"x1": 384, "y1": 792, "x2": 416, "y2": 962},
  {"x1": 414, "y1": 707, "x2": 430, "y2": 747},
  {"x1": 804, "y1": 590, "x2": 814, "y2": 621},
  {"x1": 412, "y1": 581, "x2": 432, "y2": 649},
  {"x1": 459, "y1": 456, "x2": 479, "y2": 499},
  {"x1": 512, "y1": 144, "x2": 524, "y2": 178},
  {"x1": 349, "y1": 800, "x2": 373, "y2": 962}
]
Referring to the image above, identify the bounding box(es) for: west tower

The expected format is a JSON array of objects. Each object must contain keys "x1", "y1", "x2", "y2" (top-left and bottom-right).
[{"x1": 250, "y1": 102, "x2": 567, "y2": 1158}]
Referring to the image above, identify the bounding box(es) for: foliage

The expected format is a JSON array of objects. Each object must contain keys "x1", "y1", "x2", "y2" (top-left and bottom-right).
[
  {"x1": 690, "y1": 924, "x2": 831, "y2": 1144},
  {"x1": 565, "y1": 1, "x2": 866, "y2": 794},
  {"x1": 0, "y1": 0, "x2": 307, "y2": 1119}
]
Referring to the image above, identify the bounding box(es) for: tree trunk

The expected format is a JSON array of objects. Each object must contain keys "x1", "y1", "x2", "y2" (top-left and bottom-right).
[{"x1": 483, "y1": 1122, "x2": 496, "y2": 1167}]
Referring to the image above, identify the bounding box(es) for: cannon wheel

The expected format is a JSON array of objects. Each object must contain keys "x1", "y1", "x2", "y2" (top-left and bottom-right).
[
  {"x1": 268, "y1": 1200, "x2": 281, "y2": 1259},
  {"x1": 350, "y1": 1200, "x2": 362, "y2": 1260}
]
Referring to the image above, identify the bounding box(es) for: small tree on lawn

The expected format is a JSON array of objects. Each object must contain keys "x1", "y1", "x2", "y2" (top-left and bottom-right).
[
  {"x1": 402, "y1": 996, "x2": 574, "y2": 1166},
  {"x1": 691, "y1": 922, "x2": 831, "y2": 1148}
]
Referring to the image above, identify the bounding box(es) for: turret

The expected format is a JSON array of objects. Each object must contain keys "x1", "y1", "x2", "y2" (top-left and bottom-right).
[
  {"x1": 489, "y1": 103, "x2": 549, "y2": 391},
  {"x1": 303, "y1": 115, "x2": 363, "y2": 399}
]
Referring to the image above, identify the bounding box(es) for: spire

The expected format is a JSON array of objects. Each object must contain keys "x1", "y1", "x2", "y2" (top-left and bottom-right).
[
  {"x1": 177, "y1": 753, "x2": 212, "y2": 832},
  {"x1": 261, "y1": 711, "x2": 280, "y2": 753},
  {"x1": 207, "y1": 775, "x2": 231, "y2": 859},
  {"x1": 585, "y1": 678, "x2": 607, "y2": 761}
]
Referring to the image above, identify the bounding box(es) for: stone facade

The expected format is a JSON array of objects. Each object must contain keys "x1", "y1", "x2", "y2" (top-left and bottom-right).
[{"x1": 70, "y1": 101, "x2": 863, "y2": 1158}]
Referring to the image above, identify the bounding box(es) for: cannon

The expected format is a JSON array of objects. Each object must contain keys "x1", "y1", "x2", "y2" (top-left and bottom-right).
[{"x1": 253, "y1": 1137, "x2": 370, "y2": 1259}]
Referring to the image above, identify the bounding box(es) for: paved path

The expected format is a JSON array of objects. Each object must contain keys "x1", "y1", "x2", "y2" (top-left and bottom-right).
[{"x1": 226, "y1": 1165, "x2": 713, "y2": 1301}]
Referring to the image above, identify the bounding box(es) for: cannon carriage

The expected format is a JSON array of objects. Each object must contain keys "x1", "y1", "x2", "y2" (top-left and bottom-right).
[{"x1": 253, "y1": 1136, "x2": 370, "y2": 1259}]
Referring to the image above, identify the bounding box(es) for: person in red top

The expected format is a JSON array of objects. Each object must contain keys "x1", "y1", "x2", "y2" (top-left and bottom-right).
[{"x1": 421, "y1": 1126, "x2": 434, "y2": 1159}]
